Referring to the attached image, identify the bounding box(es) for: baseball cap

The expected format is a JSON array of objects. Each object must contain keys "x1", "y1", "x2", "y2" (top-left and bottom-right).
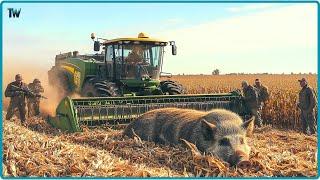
[
  {"x1": 241, "y1": 81, "x2": 248, "y2": 86},
  {"x1": 298, "y1": 78, "x2": 307, "y2": 82},
  {"x1": 15, "y1": 74, "x2": 23, "y2": 81},
  {"x1": 33, "y1": 78, "x2": 41, "y2": 83}
]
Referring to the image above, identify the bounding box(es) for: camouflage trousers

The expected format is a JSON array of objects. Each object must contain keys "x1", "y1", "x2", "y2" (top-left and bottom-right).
[
  {"x1": 301, "y1": 110, "x2": 317, "y2": 135},
  {"x1": 250, "y1": 106, "x2": 262, "y2": 127},
  {"x1": 27, "y1": 99, "x2": 41, "y2": 117},
  {"x1": 6, "y1": 100, "x2": 26, "y2": 123}
]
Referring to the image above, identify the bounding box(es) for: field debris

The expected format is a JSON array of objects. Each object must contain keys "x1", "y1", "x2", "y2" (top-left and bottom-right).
[
  {"x1": 3, "y1": 117, "x2": 178, "y2": 177},
  {"x1": 2, "y1": 115, "x2": 317, "y2": 177}
]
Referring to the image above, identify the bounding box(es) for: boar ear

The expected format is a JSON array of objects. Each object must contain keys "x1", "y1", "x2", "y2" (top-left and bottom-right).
[
  {"x1": 201, "y1": 119, "x2": 217, "y2": 140},
  {"x1": 242, "y1": 117, "x2": 255, "y2": 137}
]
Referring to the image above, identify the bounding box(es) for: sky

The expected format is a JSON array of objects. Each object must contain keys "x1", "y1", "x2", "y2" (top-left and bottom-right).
[{"x1": 2, "y1": 2, "x2": 318, "y2": 75}]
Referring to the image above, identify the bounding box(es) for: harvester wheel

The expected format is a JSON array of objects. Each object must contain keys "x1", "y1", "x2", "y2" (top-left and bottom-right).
[
  {"x1": 160, "y1": 80, "x2": 184, "y2": 95},
  {"x1": 81, "y1": 80, "x2": 120, "y2": 97}
]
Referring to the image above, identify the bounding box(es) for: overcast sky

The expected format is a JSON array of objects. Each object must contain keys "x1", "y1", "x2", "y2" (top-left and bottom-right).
[{"x1": 3, "y1": 2, "x2": 317, "y2": 74}]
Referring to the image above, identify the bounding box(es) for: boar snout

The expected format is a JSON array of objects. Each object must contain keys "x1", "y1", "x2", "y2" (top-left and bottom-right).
[
  {"x1": 237, "y1": 159, "x2": 251, "y2": 169},
  {"x1": 230, "y1": 150, "x2": 251, "y2": 168}
]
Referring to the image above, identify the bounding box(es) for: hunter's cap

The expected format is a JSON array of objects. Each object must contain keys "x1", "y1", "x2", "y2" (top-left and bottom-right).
[
  {"x1": 15, "y1": 74, "x2": 22, "y2": 81},
  {"x1": 241, "y1": 81, "x2": 248, "y2": 86},
  {"x1": 298, "y1": 78, "x2": 307, "y2": 83},
  {"x1": 33, "y1": 78, "x2": 41, "y2": 83}
]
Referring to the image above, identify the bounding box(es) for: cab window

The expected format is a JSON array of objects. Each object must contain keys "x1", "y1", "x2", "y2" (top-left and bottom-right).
[{"x1": 106, "y1": 45, "x2": 113, "y2": 62}]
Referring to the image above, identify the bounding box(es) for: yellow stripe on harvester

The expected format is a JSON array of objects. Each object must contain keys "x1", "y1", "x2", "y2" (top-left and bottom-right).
[
  {"x1": 61, "y1": 65, "x2": 81, "y2": 87},
  {"x1": 61, "y1": 65, "x2": 75, "y2": 74}
]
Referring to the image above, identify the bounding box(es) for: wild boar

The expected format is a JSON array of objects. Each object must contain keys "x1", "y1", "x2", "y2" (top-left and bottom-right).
[{"x1": 123, "y1": 108, "x2": 254, "y2": 168}]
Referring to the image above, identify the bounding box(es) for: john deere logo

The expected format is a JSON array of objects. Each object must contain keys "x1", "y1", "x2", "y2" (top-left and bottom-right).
[{"x1": 8, "y1": 8, "x2": 21, "y2": 18}]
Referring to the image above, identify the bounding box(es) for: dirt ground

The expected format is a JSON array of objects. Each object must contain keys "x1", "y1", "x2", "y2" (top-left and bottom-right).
[{"x1": 2, "y1": 114, "x2": 318, "y2": 177}]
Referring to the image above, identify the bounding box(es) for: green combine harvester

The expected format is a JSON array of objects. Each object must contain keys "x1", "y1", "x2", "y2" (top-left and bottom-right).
[{"x1": 47, "y1": 33, "x2": 249, "y2": 132}]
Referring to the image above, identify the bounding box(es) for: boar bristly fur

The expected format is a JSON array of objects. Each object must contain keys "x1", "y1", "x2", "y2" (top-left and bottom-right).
[{"x1": 123, "y1": 108, "x2": 254, "y2": 166}]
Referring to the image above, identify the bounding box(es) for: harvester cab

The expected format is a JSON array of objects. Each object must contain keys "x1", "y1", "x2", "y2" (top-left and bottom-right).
[
  {"x1": 48, "y1": 32, "x2": 183, "y2": 97},
  {"x1": 89, "y1": 32, "x2": 180, "y2": 96},
  {"x1": 47, "y1": 33, "x2": 250, "y2": 132}
]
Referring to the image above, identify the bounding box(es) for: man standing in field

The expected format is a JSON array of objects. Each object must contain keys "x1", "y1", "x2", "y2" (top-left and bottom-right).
[
  {"x1": 5, "y1": 74, "x2": 32, "y2": 124},
  {"x1": 241, "y1": 81, "x2": 261, "y2": 127},
  {"x1": 254, "y1": 79, "x2": 270, "y2": 123},
  {"x1": 297, "y1": 78, "x2": 317, "y2": 135},
  {"x1": 27, "y1": 78, "x2": 44, "y2": 117},
  {"x1": 254, "y1": 79, "x2": 269, "y2": 103}
]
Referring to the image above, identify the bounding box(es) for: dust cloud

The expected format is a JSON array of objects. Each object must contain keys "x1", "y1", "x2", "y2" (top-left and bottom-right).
[{"x1": 3, "y1": 62, "x2": 65, "y2": 117}]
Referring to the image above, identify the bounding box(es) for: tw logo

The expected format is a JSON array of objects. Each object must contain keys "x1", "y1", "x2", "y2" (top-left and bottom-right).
[{"x1": 8, "y1": 8, "x2": 21, "y2": 18}]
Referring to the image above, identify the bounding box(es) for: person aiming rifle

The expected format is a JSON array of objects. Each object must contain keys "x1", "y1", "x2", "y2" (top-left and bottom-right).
[
  {"x1": 27, "y1": 79, "x2": 46, "y2": 117},
  {"x1": 10, "y1": 84, "x2": 47, "y2": 99},
  {"x1": 4, "y1": 74, "x2": 47, "y2": 124}
]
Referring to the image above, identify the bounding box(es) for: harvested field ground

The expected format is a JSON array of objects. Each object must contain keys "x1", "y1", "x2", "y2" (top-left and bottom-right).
[
  {"x1": 2, "y1": 74, "x2": 318, "y2": 177},
  {"x1": 3, "y1": 115, "x2": 317, "y2": 177}
]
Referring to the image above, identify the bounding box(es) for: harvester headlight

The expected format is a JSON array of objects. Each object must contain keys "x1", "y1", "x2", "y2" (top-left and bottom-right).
[
  {"x1": 91, "y1": 33, "x2": 96, "y2": 40},
  {"x1": 141, "y1": 75, "x2": 150, "y2": 81}
]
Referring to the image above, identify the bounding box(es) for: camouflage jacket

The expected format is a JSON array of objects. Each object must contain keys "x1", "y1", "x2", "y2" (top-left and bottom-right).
[
  {"x1": 28, "y1": 83, "x2": 44, "y2": 94},
  {"x1": 254, "y1": 84, "x2": 269, "y2": 103},
  {"x1": 298, "y1": 85, "x2": 317, "y2": 112},
  {"x1": 243, "y1": 85, "x2": 259, "y2": 109},
  {"x1": 27, "y1": 83, "x2": 44, "y2": 101},
  {"x1": 5, "y1": 81, "x2": 30, "y2": 102}
]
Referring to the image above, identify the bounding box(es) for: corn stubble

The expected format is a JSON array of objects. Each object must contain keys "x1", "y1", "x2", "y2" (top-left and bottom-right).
[
  {"x1": 3, "y1": 75, "x2": 317, "y2": 177},
  {"x1": 3, "y1": 116, "x2": 317, "y2": 177}
]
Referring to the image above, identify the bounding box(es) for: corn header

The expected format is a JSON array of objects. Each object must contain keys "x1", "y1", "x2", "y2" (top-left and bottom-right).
[
  {"x1": 47, "y1": 33, "x2": 249, "y2": 132},
  {"x1": 47, "y1": 92, "x2": 248, "y2": 132}
]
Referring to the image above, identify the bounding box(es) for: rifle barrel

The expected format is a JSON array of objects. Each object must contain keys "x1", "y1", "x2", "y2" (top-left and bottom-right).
[{"x1": 11, "y1": 84, "x2": 47, "y2": 99}]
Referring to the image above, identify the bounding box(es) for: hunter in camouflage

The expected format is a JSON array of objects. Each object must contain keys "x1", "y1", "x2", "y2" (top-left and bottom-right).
[
  {"x1": 5, "y1": 74, "x2": 32, "y2": 124},
  {"x1": 254, "y1": 79, "x2": 270, "y2": 124},
  {"x1": 297, "y1": 78, "x2": 317, "y2": 135},
  {"x1": 241, "y1": 81, "x2": 261, "y2": 127},
  {"x1": 27, "y1": 78, "x2": 44, "y2": 117}
]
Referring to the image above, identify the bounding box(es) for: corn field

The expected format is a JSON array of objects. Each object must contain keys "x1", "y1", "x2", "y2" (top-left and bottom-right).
[
  {"x1": 164, "y1": 74, "x2": 318, "y2": 131},
  {"x1": 2, "y1": 74, "x2": 317, "y2": 177}
]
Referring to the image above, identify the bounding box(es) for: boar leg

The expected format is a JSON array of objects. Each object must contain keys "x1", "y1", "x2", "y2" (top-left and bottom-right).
[{"x1": 180, "y1": 139, "x2": 201, "y2": 156}]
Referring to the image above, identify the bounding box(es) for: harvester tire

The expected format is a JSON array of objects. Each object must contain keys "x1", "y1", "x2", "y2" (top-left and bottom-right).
[
  {"x1": 81, "y1": 80, "x2": 120, "y2": 97},
  {"x1": 160, "y1": 80, "x2": 184, "y2": 95}
]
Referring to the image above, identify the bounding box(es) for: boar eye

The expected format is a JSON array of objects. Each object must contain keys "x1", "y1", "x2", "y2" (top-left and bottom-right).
[{"x1": 219, "y1": 138, "x2": 230, "y2": 146}]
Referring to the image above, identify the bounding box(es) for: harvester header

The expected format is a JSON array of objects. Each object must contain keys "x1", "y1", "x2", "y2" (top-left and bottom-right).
[{"x1": 47, "y1": 92, "x2": 248, "y2": 132}]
